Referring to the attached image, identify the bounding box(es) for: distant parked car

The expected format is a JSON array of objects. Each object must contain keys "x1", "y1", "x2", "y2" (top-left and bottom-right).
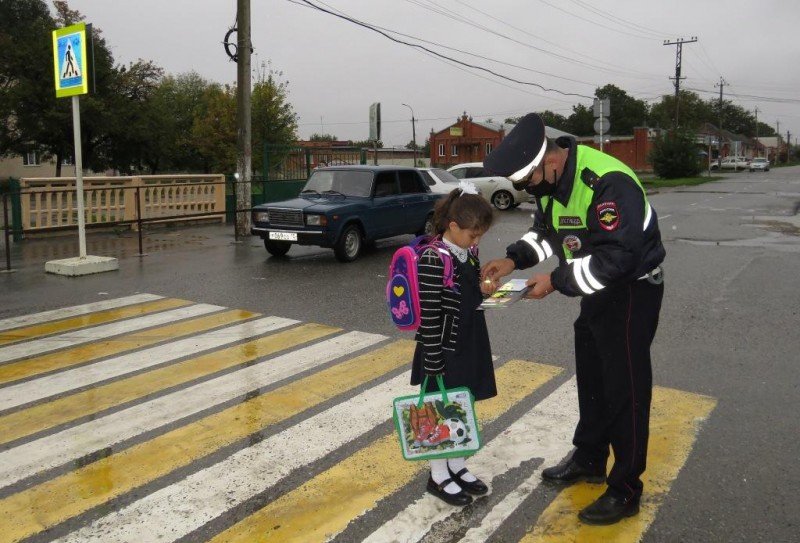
[
  {"x1": 749, "y1": 157, "x2": 770, "y2": 172},
  {"x1": 418, "y1": 167, "x2": 460, "y2": 195},
  {"x1": 711, "y1": 156, "x2": 750, "y2": 171},
  {"x1": 250, "y1": 166, "x2": 441, "y2": 262},
  {"x1": 446, "y1": 162, "x2": 530, "y2": 210}
]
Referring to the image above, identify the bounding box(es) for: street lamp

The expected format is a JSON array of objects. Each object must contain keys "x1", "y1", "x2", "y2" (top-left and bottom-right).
[{"x1": 401, "y1": 103, "x2": 417, "y2": 166}]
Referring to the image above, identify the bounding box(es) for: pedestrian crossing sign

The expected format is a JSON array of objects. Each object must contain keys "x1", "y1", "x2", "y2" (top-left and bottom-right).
[{"x1": 52, "y1": 23, "x2": 89, "y2": 97}]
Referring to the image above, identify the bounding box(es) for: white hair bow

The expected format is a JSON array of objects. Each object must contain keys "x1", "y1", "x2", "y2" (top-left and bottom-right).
[{"x1": 458, "y1": 180, "x2": 479, "y2": 196}]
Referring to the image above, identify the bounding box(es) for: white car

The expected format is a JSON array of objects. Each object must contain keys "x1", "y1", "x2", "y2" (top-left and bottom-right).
[
  {"x1": 417, "y1": 167, "x2": 460, "y2": 194},
  {"x1": 749, "y1": 157, "x2": 770, "y2": 172},
  {"x1": 711, "y1": 156, "x2": 750, "y2": 171},
  {"x1": 446, "y1": 162, "x2": 531, "y2": 210}
]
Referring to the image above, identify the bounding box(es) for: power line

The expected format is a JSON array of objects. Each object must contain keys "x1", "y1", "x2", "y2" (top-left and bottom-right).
[
  {"x1": 565, "y1": 0, "x2": 672, "y2": 38},
  {"x1": 400, "y1": 0, "x2": 664, "y2": 80},
  {"x1": 291, "y1": 0, "x2": 595, "y2": 99},
  {"x1": 449, "y1": 0, "x2": 663, "y2": 78},
  {"x1": 534, "y1": 0, "x2": 659, "y2": 40}
]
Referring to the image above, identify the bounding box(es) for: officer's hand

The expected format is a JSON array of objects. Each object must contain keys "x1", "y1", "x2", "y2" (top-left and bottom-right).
[
  {"x1": 481, "y1": 258, "x2": 515, "y2": 288},
  {"x1": 524, "y1": 273, "x2": 555, "y2": 299}
]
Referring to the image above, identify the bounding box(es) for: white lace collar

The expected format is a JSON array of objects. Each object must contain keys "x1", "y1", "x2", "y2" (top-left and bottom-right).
[{"x1": 441, "y1": 236, "x2": 469, "y2": 263}]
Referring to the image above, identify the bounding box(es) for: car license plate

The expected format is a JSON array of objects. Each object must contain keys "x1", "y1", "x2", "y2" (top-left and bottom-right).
[{"x1": 268, "y1": 232, "x2": 297, "y2": 241}]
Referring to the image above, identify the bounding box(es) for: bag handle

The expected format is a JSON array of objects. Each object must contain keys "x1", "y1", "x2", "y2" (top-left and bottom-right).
[{"x1": 417, "y1": 375, "x2": 449, "y2": 408}]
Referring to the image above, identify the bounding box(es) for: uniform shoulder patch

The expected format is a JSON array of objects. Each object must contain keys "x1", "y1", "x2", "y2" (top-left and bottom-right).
[
  {"x1": 580, "y1": 168, "x2": 599, "y2": 188},
  {"x1": 596, "y1": 201, "x2": 620, "y2": 231}
]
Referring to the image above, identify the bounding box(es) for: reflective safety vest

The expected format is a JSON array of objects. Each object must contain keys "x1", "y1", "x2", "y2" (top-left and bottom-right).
[{"x1": 537, "y1": 145, "x2": 653, "y2": 262}]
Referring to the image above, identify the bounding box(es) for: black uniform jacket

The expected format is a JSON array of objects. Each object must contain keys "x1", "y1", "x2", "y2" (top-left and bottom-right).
[{"x1": 506, "y1": 137, "x2": 666, "y2": 297}]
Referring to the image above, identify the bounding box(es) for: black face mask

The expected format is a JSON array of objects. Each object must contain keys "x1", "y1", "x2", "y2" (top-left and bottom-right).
[{"x1": 525, "y1": 178, "x2": 556, "y2": 198}]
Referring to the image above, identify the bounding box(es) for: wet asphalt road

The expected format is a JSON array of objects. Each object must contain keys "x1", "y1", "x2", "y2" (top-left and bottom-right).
[{"x1": 1, "y1": 166, "x2": 799, "y2": 542}]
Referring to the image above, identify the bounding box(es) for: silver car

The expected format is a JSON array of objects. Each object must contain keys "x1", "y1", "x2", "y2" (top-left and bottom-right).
[
  {"x1": 446, "y1": 162, "x2": 531, "y2": 210},
  {"x1": 749, "y1": 158, "x2": 770, "y2": 172}
]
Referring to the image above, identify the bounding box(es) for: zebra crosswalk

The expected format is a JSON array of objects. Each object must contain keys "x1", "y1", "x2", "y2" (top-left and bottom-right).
[{"x1": 0, "y1": 294, "x2": 716, "y2": 543}]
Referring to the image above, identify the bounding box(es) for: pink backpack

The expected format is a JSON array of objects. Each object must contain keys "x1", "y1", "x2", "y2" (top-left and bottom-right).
[{"x1": 387, "y1": 236, "x2": 456, "y2": 331}]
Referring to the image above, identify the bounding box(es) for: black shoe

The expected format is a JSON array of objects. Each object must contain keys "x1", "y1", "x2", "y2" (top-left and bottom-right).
[
  {"x1": 541, "y1": 453, "x2": 605, "y2": 485},
  {"x1": 578, "y1": 491, "x2": 640, "y2": 525},
  {"x1": 448, "y1": 467, "x2": 489, "y2": 495},
  {"x1": 426, "y1": 476, "x2": 473, "y2": 506}
]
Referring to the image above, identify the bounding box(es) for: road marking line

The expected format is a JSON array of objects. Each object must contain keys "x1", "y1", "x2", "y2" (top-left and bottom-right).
[
  {"x1": 519, "y1": 386, "x2": 716, "y2": 542},
  {"x1": 0, "y1": 298, "x2": 193, "y2": 368},
  {"x1": 210, "y1": 360, "x2": 563, "y2": 543},
  {"x1": 0, "y1": 315, "x2": 305, "y2": 444},
  {"x1": 0, "y1": 335, "x2": 399, "y2": 543},
  {"x1": 0, "y1": 303, "x2": 234, "y2": 392},
  {"x1": 53, "y1": 371, "x2": 418, "y2": 543},
  {"x1": 0, "y1": 321, "x2": 337, "y2": 488},
  {"x1": 371, "y1": 378, "x2": 578, "y2": 543},
  {"x1": 0, "y1": 309, "x2": 259, "y2": 413},
  {"x1": 0, "y1": 299, "x2": 195, "y2": 347},
  {"x1": 0, "y1": 294, "x2": 162, "y2": 332}
]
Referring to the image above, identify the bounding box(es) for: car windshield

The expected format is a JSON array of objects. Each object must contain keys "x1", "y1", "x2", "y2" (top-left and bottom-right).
[
  {"x1": 302, "y1": 170, "x2": 373, "y2": 197},
  {"x1": 753, "y1": 158, "x2": 766, "y2": 163},
  {"x1": 431, "y1": 169, "x2": 460, "y2": 184}
]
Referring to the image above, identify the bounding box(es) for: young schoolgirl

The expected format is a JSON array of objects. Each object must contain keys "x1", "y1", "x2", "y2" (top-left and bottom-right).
[{"x1": 410, "y1": 180, "x2": 497, "y2": 506}]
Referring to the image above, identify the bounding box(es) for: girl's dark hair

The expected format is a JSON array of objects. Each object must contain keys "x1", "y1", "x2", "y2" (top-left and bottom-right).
[{"x1": 433, "y1": 188, "x2": 495, "y2": 235}]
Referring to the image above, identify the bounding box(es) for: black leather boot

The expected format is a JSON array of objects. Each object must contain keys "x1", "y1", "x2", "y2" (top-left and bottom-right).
[
  {"x1": 578, "y1": 491, "x2": 640, "y2": 525},
  {"x1": 541, "y1": 451, "x2": 605, "y2": 485}
]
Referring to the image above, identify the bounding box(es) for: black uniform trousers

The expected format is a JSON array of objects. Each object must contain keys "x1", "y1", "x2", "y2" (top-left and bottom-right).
[{"x1": 571, "y1": 277, "x2": 664, "y2": 500}]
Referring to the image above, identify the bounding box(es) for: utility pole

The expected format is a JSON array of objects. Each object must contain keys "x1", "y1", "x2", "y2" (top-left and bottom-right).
[
  {"x1": 754, "y1": 106, "x2": 760, "y2": 157},
  {"x1": 787, "y1": 131, "x2": 791, "y2": 164},
  {"x1": 663, "y1": 37, "x2": 697, "y2": 128},
  {"x1": 235, "y1": 0, "x2": 252, "y2": 237},
  {"x1": 714, "y1": 77, "x2": 727, "y2": 165},
  {"x1": 402, "y1": 103, "x2": 417, "y2": 166},
  {"x1": 776, "y1": 120, "x2": 781, "y2": 164}
]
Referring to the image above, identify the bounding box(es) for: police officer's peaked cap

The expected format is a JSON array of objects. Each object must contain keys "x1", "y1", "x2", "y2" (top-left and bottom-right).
[{"x1": 483, "y1": 113, "x2": 547, "y2": 182}]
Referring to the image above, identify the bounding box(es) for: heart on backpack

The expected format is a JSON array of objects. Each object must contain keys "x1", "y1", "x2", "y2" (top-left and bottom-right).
[{"x1": 393, "y1": 286, "x2": 405, "y2": 297}]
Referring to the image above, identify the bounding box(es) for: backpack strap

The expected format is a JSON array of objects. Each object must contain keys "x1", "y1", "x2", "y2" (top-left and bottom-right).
[{"x1": 414, "y1": 235, "x2": 458, "y2": 292}]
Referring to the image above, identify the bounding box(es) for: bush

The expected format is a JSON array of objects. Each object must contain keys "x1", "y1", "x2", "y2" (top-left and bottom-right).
[{"x1": 649, "y1": 129, "x2": 702, "y2": 179}]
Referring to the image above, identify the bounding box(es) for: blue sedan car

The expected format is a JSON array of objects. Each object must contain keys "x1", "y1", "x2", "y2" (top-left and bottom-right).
[{"x1": 251, "y1": 166, "x2": 442, "y2": 262}]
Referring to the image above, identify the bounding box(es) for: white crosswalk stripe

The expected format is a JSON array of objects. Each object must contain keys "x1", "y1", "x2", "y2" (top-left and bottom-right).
[
  {"x1": 0, "y1": 303, "x2": 218, "y2": 364},
  {"x1": 0, "y1": 316, "x2": 293, "y2": 412},
  {"x1": 0, "y1": 294, "x2": 162, "y2": 332}
]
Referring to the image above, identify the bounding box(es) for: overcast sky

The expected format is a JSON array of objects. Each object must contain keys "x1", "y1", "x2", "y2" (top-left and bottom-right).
[{"x1": 66, "y1": 0, "x2": 800, "y2": 146}]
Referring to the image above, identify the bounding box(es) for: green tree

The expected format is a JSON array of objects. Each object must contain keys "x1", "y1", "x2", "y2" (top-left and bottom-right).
[
  {"x1": 251, "y1": 68, "x2": 298, "y2": 177},
  {"x1": 565, "y1": 104, "x2": 594, "y2": 136},
  {"x1": 649, "y1": 129, "x2": 702, "y2": 179},
  {"x1": 648, "y1": 91, "x2": 714, "y2": 131},
  {"x1": 190, "y1": 84, "x2": 236, "y2": 173},
  {"x1": 536, "y1": 110, "x2": 569, "y2": 132},
  {"x1": 595, "y1": 84, "x2": 648, "y2": 135},
  {"x1": 309, "y1": 133, "x2": 337, "y2": 141}
]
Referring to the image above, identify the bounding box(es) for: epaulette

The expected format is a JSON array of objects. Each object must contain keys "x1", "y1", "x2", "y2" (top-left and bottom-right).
[{"x1": 580, "y1": 167, "x2": 599, "y2": 189}]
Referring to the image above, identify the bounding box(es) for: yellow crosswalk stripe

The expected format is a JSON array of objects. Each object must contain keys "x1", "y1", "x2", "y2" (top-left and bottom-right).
[
  {"x1": 0, "y1": 298, "x2": 190, "y2": 347},
  {"x1": 0, "y1": 308, "x2": 256, "y2": 390},
  {"x1": 520, "y1": 386, "x2": 716, "y2": 542},
  {"x1": 0, "y1": 340, "x2": 414, "y2": 543},
  {"x1": 0, "y1": 322, "x2": 335, "y2": 445},
  {"x1": 209, "y1": 359, "x2": 564, "y2": 543}
]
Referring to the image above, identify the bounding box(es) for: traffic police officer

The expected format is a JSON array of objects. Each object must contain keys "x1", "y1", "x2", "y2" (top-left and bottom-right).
[{"x1": 481, "y1": 113, "x2": 665, "y2": 525}]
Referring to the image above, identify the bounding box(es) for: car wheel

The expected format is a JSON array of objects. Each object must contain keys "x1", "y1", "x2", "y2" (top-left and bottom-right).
[
  {"x1": 491, "y1": 190, "x2": 513, "y2": 211},
  {"x1": 334, "y1": 224, "x2": 363, "y2": 263},
  {"x1": 264, "y1": 239, "x2": 291, "y2": 257},
  {"x1": 416, "y1": 214, "x2": 435, "y2": 237}
]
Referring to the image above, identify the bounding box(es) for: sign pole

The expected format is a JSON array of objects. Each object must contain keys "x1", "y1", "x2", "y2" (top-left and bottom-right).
[
  {"x1": 71, "y1": 95, "x2": 87, "y2": 258},
  {"x1": 46, "y1": 22, "x2": 117, "y2": 275}
]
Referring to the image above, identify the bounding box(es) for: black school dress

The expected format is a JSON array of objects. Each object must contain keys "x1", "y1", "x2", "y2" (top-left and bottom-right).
[{"x1": 410, "y1": 252, "x2": 497, "y2": 401}]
